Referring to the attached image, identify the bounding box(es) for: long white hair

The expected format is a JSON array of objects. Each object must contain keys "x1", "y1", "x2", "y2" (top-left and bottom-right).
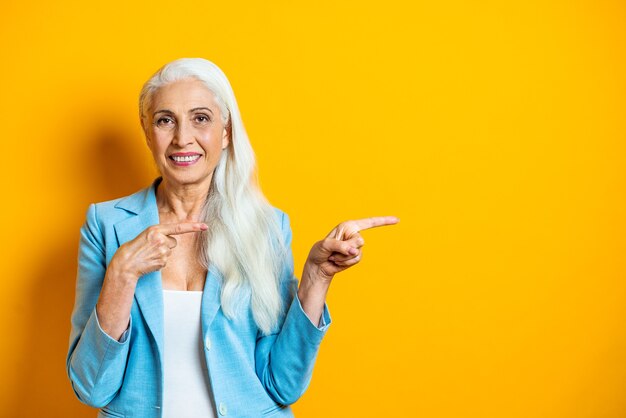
[{"x1": 139, "y1": 58, "x2": 289, "y2": 335}]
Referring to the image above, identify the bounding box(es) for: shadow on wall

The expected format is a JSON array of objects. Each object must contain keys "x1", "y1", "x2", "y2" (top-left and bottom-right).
[{"x1": 12, "y1": 122, "x2": 153, "y2": 417}]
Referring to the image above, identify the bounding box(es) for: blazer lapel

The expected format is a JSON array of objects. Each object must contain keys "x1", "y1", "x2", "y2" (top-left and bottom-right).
[
  {"x1": 113, "y1": 180, "x2": 165, "y2": 366},
  {"x1": 201, "y1": 265, "x2": 223, "y2": 335}
]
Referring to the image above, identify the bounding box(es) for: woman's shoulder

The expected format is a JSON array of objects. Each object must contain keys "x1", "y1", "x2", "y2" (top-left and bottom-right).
[
  {"x1": 271, "y1": 206, "x2": 287, "y2": 222},
  {"x1": 95, "y1": 187, "x2": 151, "y2": 211},
  {"x1": 270, "y1": 206, "x2": 291, "y2": 232},
  {"x1": 269, "y1": 207, "x2": 294, "y2": 249},
  {"x1": 85, "y1": 180, "x2": 158, "y2": 226}
]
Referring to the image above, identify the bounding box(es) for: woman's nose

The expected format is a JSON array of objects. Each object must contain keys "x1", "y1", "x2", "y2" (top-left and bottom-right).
[{"x1": 173, "y1": 121, "x2": 195, "y2": 146}]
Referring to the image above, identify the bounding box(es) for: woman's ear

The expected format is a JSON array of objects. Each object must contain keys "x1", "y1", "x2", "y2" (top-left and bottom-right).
[
  {"x1": 221, "y1": 120, "x2": 231, "y2": 150},
  {"x1": 141, "y1": 118, "x2": 152, "y2": 147}
]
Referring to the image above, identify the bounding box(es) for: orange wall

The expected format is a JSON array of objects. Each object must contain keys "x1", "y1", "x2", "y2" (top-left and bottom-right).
[{"x1": 2, "y1": 1, "x2": 626, "y2": 417}]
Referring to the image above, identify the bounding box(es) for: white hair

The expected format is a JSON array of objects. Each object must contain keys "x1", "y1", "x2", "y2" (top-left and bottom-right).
[{"x1": 139, "y1": 58, "x2": 289, "y2": 335}]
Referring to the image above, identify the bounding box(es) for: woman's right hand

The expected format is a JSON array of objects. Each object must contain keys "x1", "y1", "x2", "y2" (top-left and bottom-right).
[
  {"x1": 109, "y1": 222, "x2": 209, "y2": 281},
  {"x1": 96, "y1": 222, "x2": 207, "y2": 340}
]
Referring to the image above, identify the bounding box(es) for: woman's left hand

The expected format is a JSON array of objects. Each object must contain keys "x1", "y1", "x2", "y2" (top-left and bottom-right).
[
  {"x1": 304, "y1": 216, "x2": 400, "y2": 280},
  {"x1": 298, "y1": 216, "x2": 399, "y2": 325}
]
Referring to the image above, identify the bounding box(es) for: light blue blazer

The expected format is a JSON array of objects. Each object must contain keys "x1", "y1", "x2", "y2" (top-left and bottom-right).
[{"x1": 67, "y1": 179, "x2": 330, "y2": 418}]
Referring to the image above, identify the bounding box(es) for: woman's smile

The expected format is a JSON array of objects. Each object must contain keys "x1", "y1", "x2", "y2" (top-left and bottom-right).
[{"x1": 169, "y1": 152, "x2": 202, "y2": 166}]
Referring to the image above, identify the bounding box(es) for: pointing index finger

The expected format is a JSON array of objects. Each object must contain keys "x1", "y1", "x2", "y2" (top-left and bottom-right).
[
  {"x1": 352, "y1": 216, "x2": 400, "y2": 233},
  {"x1": 159, "y1": 222, "x2": 208, "y2": 236}
]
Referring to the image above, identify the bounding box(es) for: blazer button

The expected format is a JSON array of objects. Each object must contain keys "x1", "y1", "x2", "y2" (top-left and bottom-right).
[
  {"x1": 204, "y1": 335, "x2": 211, "y2": 351},
  {"x1": 218, "y1": 402, "x2": 227, "y2": 415}
]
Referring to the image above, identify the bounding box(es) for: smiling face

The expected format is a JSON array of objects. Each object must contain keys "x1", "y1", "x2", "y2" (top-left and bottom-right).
[{"x1": 143, "y1": 78, "x2": 230, "y2": 189}]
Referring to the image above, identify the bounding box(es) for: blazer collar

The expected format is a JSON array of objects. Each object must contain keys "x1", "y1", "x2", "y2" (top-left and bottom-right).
[{"x1": 114, "y1": 177, "x2": 162, "y2": 216}]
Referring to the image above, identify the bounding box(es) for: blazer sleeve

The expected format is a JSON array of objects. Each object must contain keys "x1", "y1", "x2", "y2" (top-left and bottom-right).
[
  {"x1": 254, "y1": 211, "x2": 331, "y2": 405},
  {"x1": 66, "y1": 203, "x2": 132, "y2": 408}
]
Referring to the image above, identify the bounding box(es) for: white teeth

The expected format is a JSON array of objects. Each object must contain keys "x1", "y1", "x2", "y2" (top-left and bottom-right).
[{"x1": 172, "y1": 155, "x2": 200, "y2": 162}]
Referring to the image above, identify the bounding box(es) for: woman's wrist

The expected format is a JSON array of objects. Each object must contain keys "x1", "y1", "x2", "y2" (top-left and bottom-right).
[
  {"x1": 106, "y1": 257, "x2": 140, "y2": 285},
  {"x1": 300, "y1": 262, "x2": 332, "y2": 292},
  {"x1": 297, "y1": 262, "x2": 332, "y2": 325}
]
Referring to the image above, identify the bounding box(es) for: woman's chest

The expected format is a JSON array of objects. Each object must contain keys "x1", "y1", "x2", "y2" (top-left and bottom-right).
[{"x1": 160, "y1": 237, "x2": 207, "y2": 291}]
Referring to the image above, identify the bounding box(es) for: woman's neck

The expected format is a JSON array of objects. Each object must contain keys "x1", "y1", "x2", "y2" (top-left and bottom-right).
[{"x1": 156, "y1": 177, "x2": 211, "y2": 222}]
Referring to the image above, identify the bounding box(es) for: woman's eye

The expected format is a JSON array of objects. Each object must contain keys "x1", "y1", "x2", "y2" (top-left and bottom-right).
[
  {"x1": 156, "y1": 117, "x2": 174, "y2": 126},
  {"x1": 195, "y1": 114, "x2": 210, "y2": 123}
]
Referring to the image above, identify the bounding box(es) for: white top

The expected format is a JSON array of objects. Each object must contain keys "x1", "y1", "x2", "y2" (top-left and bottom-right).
[{"x1": 162, "y1": 290, "x2": 216, "y2": 418}]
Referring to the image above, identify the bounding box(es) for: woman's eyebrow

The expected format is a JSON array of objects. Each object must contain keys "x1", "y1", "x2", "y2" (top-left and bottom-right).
[
  {"x1": 153, "y1": 109, "x2": 173, "y2": 117},
  {"x1": 153, "y1": 107, "x2": 214, "y2": 117},
  {"x1": 189, "y1": 107, "x2": 214, "y2": 114}
]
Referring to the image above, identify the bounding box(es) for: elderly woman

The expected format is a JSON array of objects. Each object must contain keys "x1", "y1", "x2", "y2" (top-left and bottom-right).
[{"x1": 67, "y1": 58, "x2": 398, "y2": 418}]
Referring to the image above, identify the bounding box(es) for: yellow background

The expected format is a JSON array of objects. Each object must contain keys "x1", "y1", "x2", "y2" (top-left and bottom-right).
[{"x1": 1, "y1": 1, "x2": 626, "y2": 417}]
